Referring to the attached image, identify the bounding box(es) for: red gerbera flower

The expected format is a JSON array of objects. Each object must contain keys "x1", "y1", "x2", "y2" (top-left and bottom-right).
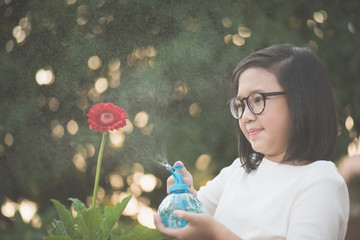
[{"x1": 87, "y1": 103, "x2": 128, "y2": 133}]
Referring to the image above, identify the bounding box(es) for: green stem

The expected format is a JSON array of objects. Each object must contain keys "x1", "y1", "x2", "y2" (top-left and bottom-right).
[{"x1": 92, "y1": 132, "x2": 107, "y2": 208}]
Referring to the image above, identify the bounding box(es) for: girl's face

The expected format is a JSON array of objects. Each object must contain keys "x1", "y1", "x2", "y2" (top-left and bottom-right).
[{"x1": 237, "y1": 67, "x2": 291, "y2": 163}]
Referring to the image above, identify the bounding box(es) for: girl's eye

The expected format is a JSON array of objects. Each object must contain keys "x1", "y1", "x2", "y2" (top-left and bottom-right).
[{"x1": 254, "y1": 96, "x2": 263, "y2": 103}]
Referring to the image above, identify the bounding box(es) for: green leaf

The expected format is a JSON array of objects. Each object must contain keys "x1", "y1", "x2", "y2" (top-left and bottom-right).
[
  {"x1": 51, "y1": 199, "x2": 78, "y2": 238},
  {"x1": 113, "y1": 225, "x2": 166, "y2": 240},
  {"x1": 74, "y1": 207, "x2": 104, "y2": 240},
  {"x1": 48, "y1": 220, "x2": 67, "y2": 236},
  {"x1": 100, "y1": 194, "x2": 133, "y2": 240},
  {"x1": 69, "y1": 198, "x2": 87, "y2": 214},
  {"x1": 43, "y1": 236, "x2": 75, "y2": 240}
]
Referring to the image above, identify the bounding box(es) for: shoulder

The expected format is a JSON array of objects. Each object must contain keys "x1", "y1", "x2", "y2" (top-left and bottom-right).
[
  {"x1": 302, "y1": 160, "x2": 346, "y2": 185},
  {"x1": 287, "y1": 160, "x2": 349, "y2": 238},
  {"x1": 294, "y1": 160, "x2": 349, "y2": 210}
]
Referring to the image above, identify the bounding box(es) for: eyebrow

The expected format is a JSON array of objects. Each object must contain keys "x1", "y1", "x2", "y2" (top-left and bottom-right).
[{"x1": 236, "y1": 89, "x2": 263, "y2": 98}]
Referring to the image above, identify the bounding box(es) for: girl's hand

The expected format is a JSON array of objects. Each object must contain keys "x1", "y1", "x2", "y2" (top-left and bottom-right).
[
  {"x1": 154, "y1": 210, "x2": 215, "y2": 240},
  {"x1": 167, "y1": 161, "x2": 197, "y2": 196}
]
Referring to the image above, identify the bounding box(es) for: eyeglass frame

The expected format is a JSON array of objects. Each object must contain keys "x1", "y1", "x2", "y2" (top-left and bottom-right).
[{"x1": 229, "y1": 91, "x2": 286, "y2": 119}]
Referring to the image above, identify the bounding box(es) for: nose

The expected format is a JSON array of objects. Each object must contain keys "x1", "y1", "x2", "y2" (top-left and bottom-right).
[{"x1": 241, "y1": 102, "x2": 256, "y2": 122}]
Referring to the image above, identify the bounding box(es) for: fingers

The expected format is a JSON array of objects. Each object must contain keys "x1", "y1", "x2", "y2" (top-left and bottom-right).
[
  {"x1": 153, "y1": 213, "x2": 183, "y2": 237},
  {"x1": 166, "y1": 161, "x2": 194, "y2": 194},
  {"x1": 153, "y1": 213, "x2": 165, "y2": 230},
  {"x1": 173, "y1": 210, "x2": 196, "y2": 222}
]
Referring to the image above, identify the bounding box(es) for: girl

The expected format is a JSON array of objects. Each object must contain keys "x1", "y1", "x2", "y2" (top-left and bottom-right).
[{"x1": 154, "y1": 44, "x2": 349, "y2": 240}]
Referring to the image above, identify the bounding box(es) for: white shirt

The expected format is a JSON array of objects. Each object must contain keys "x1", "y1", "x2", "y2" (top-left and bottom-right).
[{"x1": 197, "y1": 158, "x2": 349, "y2": 240}]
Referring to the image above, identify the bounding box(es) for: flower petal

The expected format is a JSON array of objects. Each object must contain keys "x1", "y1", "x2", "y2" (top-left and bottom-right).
[{"x1": 87, "y1": 103, "x2": 128, "y2": 133}]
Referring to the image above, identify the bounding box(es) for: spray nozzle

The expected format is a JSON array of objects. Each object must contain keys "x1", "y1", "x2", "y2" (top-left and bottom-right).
[{"x1": 166, "y1": 164, "x2": 189, "y2": 193}]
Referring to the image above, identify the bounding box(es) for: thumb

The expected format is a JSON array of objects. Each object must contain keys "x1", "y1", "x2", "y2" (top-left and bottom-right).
[{"x1": 173, "y1": 210, "x2": 197, "y2": 222}]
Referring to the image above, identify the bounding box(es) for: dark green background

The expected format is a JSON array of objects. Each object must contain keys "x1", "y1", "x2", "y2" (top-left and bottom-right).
[{"x1": 1, "y1": 0, "x2": 359, "y2": 238}]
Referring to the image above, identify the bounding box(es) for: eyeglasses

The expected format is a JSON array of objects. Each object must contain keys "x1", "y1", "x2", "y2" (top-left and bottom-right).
[{"x1": 229, "y1": 91, "x2": 286, "y2": 119}]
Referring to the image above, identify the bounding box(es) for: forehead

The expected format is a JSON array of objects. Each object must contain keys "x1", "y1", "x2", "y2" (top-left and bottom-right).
[{"x1": 237, "y1": 67, "x2": 283, "y2": 97}]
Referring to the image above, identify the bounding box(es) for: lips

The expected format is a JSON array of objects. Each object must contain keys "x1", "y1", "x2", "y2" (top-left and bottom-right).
[{"x1": 247, "y1": 128, "x2": 263, "y2": 136}]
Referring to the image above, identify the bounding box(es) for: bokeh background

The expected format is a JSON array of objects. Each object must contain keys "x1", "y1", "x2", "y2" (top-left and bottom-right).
[{"x1": 1, "y1": 0, "x2": 360, "y2": 239}]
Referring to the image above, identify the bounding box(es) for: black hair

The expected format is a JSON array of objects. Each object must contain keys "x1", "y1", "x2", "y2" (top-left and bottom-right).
[{"x1": 231, "y1": 44, "x2": 338, "y2": 173}]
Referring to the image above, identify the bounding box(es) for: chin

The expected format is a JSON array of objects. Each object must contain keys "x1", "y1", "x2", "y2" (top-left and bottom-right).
[{"x1": 250, "y1": 145, "x2": 265, "y2": 154}]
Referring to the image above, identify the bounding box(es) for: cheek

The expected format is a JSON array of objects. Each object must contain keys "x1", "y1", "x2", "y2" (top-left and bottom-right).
[{"x1": 239, "y1": 120, "x2": 249, "y2": 139}]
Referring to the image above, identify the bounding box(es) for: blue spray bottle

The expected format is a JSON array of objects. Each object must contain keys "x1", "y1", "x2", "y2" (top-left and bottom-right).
[{"x1": 158, "y1": 164, "x2": 205, "y2": 228}]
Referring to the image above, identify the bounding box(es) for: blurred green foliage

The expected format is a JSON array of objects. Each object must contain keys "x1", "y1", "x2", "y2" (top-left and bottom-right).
[{"x1": 0, "y1": 0, "x2": 359, "y2": 238}]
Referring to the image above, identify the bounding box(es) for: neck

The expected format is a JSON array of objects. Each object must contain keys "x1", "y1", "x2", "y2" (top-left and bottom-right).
[{"x1": 265, "y1": 152, "x2": 285, "y2": 163}]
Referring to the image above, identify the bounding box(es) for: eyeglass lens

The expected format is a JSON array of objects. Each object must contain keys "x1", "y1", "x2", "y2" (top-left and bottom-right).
[{"x1": 230, "y1": 93, "x2": 265, "y2": 119}]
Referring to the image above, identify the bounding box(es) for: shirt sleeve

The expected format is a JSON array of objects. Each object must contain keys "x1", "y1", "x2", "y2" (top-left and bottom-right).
[
  {"x1": 197, "y1": 159, "x2": 240, "y2": 216},
  {"x1": 286, "y1": 175, "x2": 349, "y2": 240}
]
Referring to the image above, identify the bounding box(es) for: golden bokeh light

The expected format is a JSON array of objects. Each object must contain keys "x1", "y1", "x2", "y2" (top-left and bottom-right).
[
  {"x1": 4, "y1": 133, "x2": 13, "y2": 147},
  {"x1": 97, "y1": 186, "x2": 105, "y2": 201},
  {"x1": 137, "y1": 206, "x2": 157, "y2": 229},
  {"x1": 95, "y1": 77, "x2": 108, "y2": 93},
  {"x1": 224, "y1": 34, "x2": 232, "y2": 44},
  {"x1": 67, "y1": 120, "x2": 79, "y2": 135},
  {"x1": 87, "y1": 88, "x2": 101, "y2": 102},
  {"x1": 73, "y1": 153, "x2": 87, "y2": 172},
  {"x1": 189, "y1": 103, "x2": 202, "y2": 117},
  {"x1": 313, "y1": 27, "x2": 324, "y2": 39},
  {"x1": 88, "y1": 55, "x2": 102, "y2": 70},
  {"x1": 76, "y1": 144, "x2": 88, "y2": 159},
  {"x1": 77, "y1": 96, "x2": 89, "y2": 110},
  {"x1": 5, "y1": 40, "x2": 14, "y2": 53},
  {"x1": 135, "y1": 47, "x2": 146, "y2": 59},
  {"x1": 37, "y1": 94, "x2": 47, "y2": 108},
  {"x1": 140, "y1": 174, "x2": 157, "y2": 192},
  {"x1": 49, "y1": 97, "x2": 60, "y2": 112},
  {"x1": 19, "y1": 199, "x2": 38, "y2": 223},
  {"x1": 66, "y1": 0, "x2": 77, "y2": 5},
  {"x1": 173, "y1": 81, "x2": 188, "y2": 100},
  {"x1": 1, "y1": 199, "x2": 17, "y2": 218},
  {"x1": 345, "y1": 116, "x2": 354, "y2": 131},
  {"x1": 232, "y1": 34, "x2": 245, "y2": 46},
  {"x1": 134, "y1": 111, "x2": 149, "y2": 128},
  {"x1": 12, "y1": 25, "x2": 26, "y2": 43},
  {"x1": 145, "y1": 45, "x2": 157, "y2": 58},
  {"x1": 109, "y1": 174, "x2": 124, "y2": 189},
  {"x1": 31, "y1": 214, "x2": 42, "y2": 229},
  {"x1": 133, "y1": 162, "x2": 144, "y2": 173},
  {"x1": 122, "y1": 195, "x2": 139, "y2": 216},
  {"x1": 238, "y1": 26, "x2": 251, "y2": 38},
  {"x1": 35, "y1": 68, "x2": 55, "y2": 86},
  {"x1": 129, "y1": 183, "x2": 142, "y2": 197},
  {"x1": 348, "y1": 22, "x2": 356, "y2": 34},
  {"x1": 306, "y1": 19, "x2": 316, "y2": 29},
  {"x1": 313, "y1": 10, "x2": 327, "y2": 24},
  {"x1": 19, "y1": 17, "x2": 31, "y2": 34},
  {"x1": 86, "y1": 143, "x2": 96, "y2": 157},
  {"x1": 348, "y1": 142, "x2": 357, "y2": 157},
  {"x1": 110, "y1": 130, "x2": 125, "y2": 148},
  {"x1": 52, "y1": 123, "x2": 65, "y2": 139},
  {"x1": 140, "y1": 123, "x2": 154, "y2": 135},
  {"x1": 308, "y1": 40, "x2": 319, "y2": 51},
  {"x1": 126, "y1": 45, "x2": 157, "y2": 68},
  {"x1": 108, "y1": 58, "x2": 121, "y2": 72},
  {"x1": 195, "y1": 154, "x2": 212, "y2": 171},
  {"x1": 77, "y1": 17, "x2": 88, "y2": 26},
  {"x1": 133, "y1": 172, "x2": 144, "y2": 185},
  {"x1": 221, "y1": 17, "x2": 232, "y2": 28},
  {"x1": 121, "y1": 119, "x2": 133, "y2": 134},
  {"x1": 109, "y1": 69, "x2": 121, "y2": 88}
]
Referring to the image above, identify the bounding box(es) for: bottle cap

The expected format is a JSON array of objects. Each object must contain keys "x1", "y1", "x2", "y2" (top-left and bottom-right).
[{"x1": 168, "y1": 165, "x2": 189, "y2": 194}]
